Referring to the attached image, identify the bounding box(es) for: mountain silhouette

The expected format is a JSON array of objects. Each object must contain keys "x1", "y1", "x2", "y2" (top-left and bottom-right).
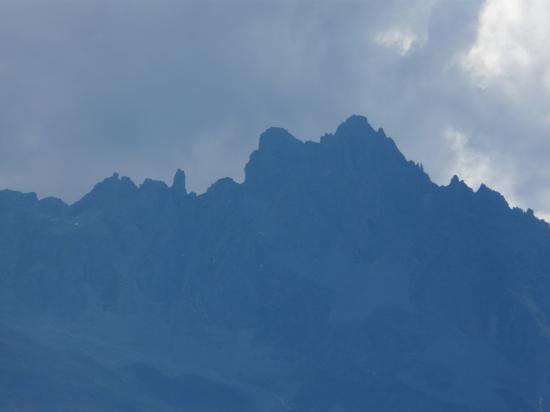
[{"x1": 1, "y1": 115, "x2": 549, "y2": 411}]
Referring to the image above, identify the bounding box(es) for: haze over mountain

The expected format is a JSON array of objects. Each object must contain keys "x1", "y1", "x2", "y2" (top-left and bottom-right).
[{"x1": 1, "y1": 115, "x2": 550, "y2": 411}]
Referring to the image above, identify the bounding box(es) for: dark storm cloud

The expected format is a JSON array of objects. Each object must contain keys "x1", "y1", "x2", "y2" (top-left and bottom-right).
[{"x1": 1, "y1": 0, "x2": 549, "y2": 219}]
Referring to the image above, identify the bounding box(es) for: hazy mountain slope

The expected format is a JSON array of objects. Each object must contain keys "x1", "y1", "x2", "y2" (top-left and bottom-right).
[{"x1": 1, "y1": 115, "x2": 549, "y2": 411}]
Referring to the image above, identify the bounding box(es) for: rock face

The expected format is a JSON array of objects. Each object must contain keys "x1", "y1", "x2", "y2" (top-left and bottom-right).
[{"x1": 1, "y1": 115, "x2": 550, "y2": 411}]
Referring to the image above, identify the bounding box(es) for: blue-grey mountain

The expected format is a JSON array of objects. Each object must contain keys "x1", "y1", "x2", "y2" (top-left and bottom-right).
[{"x1": 1, "y1": 116, "x2": 549, "y2": 411}]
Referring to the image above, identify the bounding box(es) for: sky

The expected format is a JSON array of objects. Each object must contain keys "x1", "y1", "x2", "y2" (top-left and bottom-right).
[{"x1": 1, "y1": 0, "x2": 550, "y2": 220}]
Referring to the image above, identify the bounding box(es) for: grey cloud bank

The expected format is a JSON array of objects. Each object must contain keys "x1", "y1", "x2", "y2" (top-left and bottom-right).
[{"x1": 1, "y1": 0, "x2": 549, "y2": 219}]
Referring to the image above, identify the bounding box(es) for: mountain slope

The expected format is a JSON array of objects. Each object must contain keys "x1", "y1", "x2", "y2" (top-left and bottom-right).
[{"x1": 1, "y1": 115, "x2": 549, "y2": 411}]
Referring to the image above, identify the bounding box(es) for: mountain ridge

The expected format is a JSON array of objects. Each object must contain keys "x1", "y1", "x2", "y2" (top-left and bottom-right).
[
  {"x1": 1, "y1": 115, "x2": 550, "y2": 411},
  {"x1": 0, "y1": 115, "x2": 546, "y2": 228}
]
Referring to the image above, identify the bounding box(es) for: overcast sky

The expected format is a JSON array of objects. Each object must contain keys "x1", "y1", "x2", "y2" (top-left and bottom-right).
[{"x1": 1, "y1": 0, "x2": 549, "y2": 219}]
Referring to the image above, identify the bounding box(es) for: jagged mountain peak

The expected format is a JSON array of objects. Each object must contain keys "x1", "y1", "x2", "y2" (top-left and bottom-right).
[
  {"x1": 93, "y1": 172, "x2": 138, "y2": 192},
  {"x1": 0, "y1": 189, "x2": 38, "y2": 207},
  {"x1": 258, "y1": 127, "x2": 303, "y2": 153},
  {"x1": 334, "y1": 114, "x2": 376, "y2": 137},
  {"x1": 245, "y1": 115, "x2": 418, "y2": 191},
  {"x1": 171, "y1": 168, "x2": 187, "y2": 194},
  {"x1": 70, "y1": 172, "x2": 138, "y2": 214},
  {"x1": 1, "y1": 114, "x2": 550, "y2": 412},
  {"x1": 476, "y1": 183, "x2": 509, "y2": 208},
  {"x1": 447, "y1": 174, "x2": 472, "y2": 192}
]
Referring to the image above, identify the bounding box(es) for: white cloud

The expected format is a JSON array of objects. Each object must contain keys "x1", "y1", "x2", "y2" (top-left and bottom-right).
[
  {"x1": 1, "y1": 0, "x2": 549, "y2": 221},
  {"x1": 462, "y1": 0, "x2": 550, "y2": 96},
  {"x1": 444, "y1": 127, "x2": 519, "y2": 205},
  {"x1": 537, "y1": 189, "x2": 550, "y2": 222},
  {"x1": 373, "y1": 0, "x2": 437, "y2": 55},
  {"x1": 444, "y1": 127, "x2": 490, "y2": 190},
  {"x1": 375, "y1": 29, "x2": 417, "y2": 55},
  {"x1": 450, "y1": 0, "x2": 550, "y2": 219}
]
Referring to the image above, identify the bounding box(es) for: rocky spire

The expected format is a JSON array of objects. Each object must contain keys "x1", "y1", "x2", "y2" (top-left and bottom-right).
[{"x1": 171, "y1": 168, "x2": 187, "y2": 195}]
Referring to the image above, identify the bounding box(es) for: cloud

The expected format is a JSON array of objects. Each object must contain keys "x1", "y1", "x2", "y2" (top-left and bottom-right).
[
  {"x1": 0, "y1": 0, "x2": 549, "y2": 220},
  {"x1": 374, "y1": 0, "x2": 436, "y2": 55},
  {"x1": 375, "y1": 29, "x2": 418, "y2": 55},
  {"x1": 444, "y1": 127, "x2": 491, "y2": 190},
  {"x1": 462, "y1": 0, "x2": 550, "y2": 94},
  {"x1": 443, "y1": 127, "x2": 519, "y2": 205},
  {"x1": 455, "y1": 0, "x2": 550, "y2": 219}
]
